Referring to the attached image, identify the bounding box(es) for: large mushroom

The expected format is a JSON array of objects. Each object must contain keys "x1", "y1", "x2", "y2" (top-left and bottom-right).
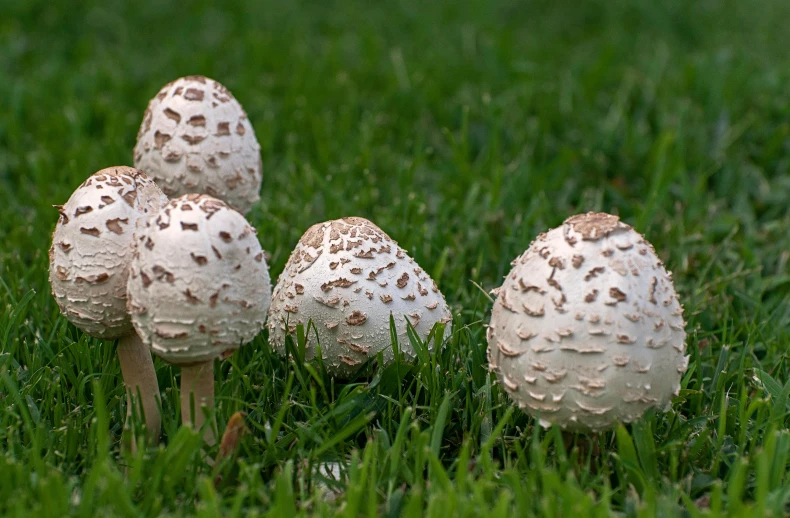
[
  {"x1": 268, "y1": 217, "x2": 452, "y2": 378},
  {"x1": 133, "y1": 75, "x2": 262, "y2": 214},
  {"x1": 127, "y1": 194, "x2": 271, "y2": 444},
  {"x1": 487, "y1": 212, "x2": 688, "y2": 432},
  {"x1": 49, "y1": 166, "x2": 168, "y2": 448}
]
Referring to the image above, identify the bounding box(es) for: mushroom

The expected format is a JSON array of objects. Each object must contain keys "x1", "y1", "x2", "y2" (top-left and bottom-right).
[
  {"x1": 49, "y1": 166, "x2": 168, "y2": 448},
  {"x1": 127, "y1": 194, "x2": 271, "y2": 444},
  {"x1": 133, "y1": 75, "x2": 262, "y2": 214},
  {"x1": 486, "y1": 212, "x2": 688, "y2": 432},
  {"x1": 267, "y1": 217, "x2": 452, "y2": 378}
]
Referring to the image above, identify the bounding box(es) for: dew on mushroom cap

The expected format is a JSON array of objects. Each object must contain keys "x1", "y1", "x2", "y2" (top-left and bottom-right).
[
  {"x1": 133, "y1": 75, "x2": 262, "y2": 214},
  {"x1": 268, "y1": 216, "x2": 453, "y2": 379},
  {"x1": 486, "y1": 212, "x2": 688, "y2": 432}
]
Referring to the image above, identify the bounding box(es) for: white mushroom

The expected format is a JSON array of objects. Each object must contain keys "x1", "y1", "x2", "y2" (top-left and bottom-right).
[
  {"x1": 133, "y1": 75, "x2": 262, "y2": 214},
  {"x1": 268, "y1": 217, "x2": 452, "y2": 378},
  {"x1": 127, "y1": 194, "x2": 271, "y2": 443},
  {"x1": 49, "y1": 166, "x2": 168, "y2": 448},
  {"x1": 487, "y1": 212, "x2": 688, "y2": 432}
]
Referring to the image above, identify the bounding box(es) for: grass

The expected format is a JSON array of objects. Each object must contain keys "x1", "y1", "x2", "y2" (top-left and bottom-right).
[{"x1": 2, "y1": 0, "x2": 790, "y2": 515}]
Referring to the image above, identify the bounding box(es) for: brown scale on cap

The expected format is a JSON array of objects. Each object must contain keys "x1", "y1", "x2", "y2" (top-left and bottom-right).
[
  {"x1": 268, "y1": 216, "x2": 453, "y2": 378},
  {"x1": 565, "y1": 212, "x2": 625, "y2": 241},
  {"x1": 486, "y1": 212, "x2": 688, "y2": 432},
  {"x1": 134, "y1": 76, "x2": 262, "y2": 214}
]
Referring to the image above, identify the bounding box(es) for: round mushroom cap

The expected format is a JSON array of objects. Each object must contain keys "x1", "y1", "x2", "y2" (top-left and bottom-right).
[
  {"x1": 268, "y1": 217, "x2": 453, "y2": 378},
  {"x1": 49, "y1": 167, "x2": 168, "y2": 339},
  {"x1": 487, "y1": 212, "x2": 688, "y2": 432},
  {"x1": 127, "y1": 194, "x2": 271, "y2": 365},
  {"x1": 133, "y1": 75, "x2": 262, "y2": 214}
]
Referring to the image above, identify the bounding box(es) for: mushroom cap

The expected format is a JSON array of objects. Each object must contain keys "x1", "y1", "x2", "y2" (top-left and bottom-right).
[
  {"x1": 127, "y1": 194, "x2": 271, "y2": 365},
  {"x1": 49, "y1": 167, "x2": 168, "y2": 339},
  {"x1": 133, "y1": 75, "x2": 262, "y2": 214},
  {"x1": 487, "y1": 212, "x2": 688, "y2": 432},
  {"x1": 268, "y1": 217, "x2": 452, "y2": 378}
]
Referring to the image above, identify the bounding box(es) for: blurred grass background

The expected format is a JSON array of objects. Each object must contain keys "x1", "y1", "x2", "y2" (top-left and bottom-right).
[{"x1": 2, "y1": 0, "x2": 790, "y2": 515}]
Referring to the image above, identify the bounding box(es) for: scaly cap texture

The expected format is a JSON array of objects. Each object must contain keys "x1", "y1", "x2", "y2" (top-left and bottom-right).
[
  {"x1": 49, "y1": 167, "x2": 168, "y2": 339},
  {"x1": 133, "y1": 75, "x2": 262, "y2": 214},
  {"x1": 487, "y1": 212, "x2": 688, "y2": 431},
  {"x1": 268, "y1": 217, "x2": 452, "y2": 378},
  {"x1": 127, "y1": 194, "x2": 271, "y2": 364}
]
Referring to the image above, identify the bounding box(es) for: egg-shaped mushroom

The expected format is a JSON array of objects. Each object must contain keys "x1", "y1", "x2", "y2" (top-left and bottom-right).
[
  {"x1": 49, "y1": 166, "x2": 168, "y2": 448},
  {"x1": 133, "y1": 75, "x2": 262, "y2": 214},
  {"x1": 487, "y1": 212, "x2": 688, "y2": 432},
  {"x1": 268, "y1": 217, "x2": 453, "y2": 378},
  {"x1": 127, "y1": 194, "x2": 271, "y2": 443},
  {"x1": 50, "y1": 167, "x2": 168, "y2": 338}
]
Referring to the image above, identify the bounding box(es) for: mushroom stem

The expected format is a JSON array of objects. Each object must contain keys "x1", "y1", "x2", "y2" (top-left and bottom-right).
[
  {"x1": 180, "y1": 361, "x2": 216, "y2": 445},
  {"x1": 117, "y1": 333, "x2": 161, "y2": 451}
]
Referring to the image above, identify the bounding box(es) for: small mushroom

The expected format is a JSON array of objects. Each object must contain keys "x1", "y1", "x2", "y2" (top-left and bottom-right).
[
  {"x1": 127, "y1": 194, "x2": 271, "y2": 444},
  {"x1": 133, "y1": 75, "x2": 262, "y2": 214},
  {"x1": 49, "y1": 167, "x2": 168, "y2": 449},
  {"x1": 487, "y1": 212, "x2": 688, "y2": 432},
  {"x1": 267, "y1": 217, "x2": 452, "y2": 378}
]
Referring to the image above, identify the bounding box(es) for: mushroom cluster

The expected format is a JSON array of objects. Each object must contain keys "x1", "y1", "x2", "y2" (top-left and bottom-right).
[
  {"x1": 47, "y1": 73, "x2": 697, "y2": 464},
  {"x1": 268, "y1": 217, "x2": 452, "y2": 378},
  {"x1": 49, "y1": 166, "x2": 168, "y2": 447},
  {"x1": 133, "y1": 75, "x2": 262, "y2": 214},
  {"x1": 127, "y1": 193, "x2": 271, "y2": 442},
  {"x1": 487, "y1": 212, "x2": 688, "y2": 431}
]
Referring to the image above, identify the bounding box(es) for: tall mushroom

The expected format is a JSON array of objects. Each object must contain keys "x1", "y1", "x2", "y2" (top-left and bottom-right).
[
  {"x1": 127, "y1": 194, "x2": 271, "y2": 444},
  {"x1": 133, "y1": 75, "x2": 262, "y2": 214},
  {"x1": 487, "y1": 212, "x2": 688, "y2": 432},
  {"x1": 268, "y1": 217, "x2": 452, "y2": 379},
  {"x1": 49, "y1": 167, "x2": 168, "y2": 448}
]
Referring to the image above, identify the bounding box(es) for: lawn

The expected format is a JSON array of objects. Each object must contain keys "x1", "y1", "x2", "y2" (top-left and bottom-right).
[{"x1": 2, "y1": 0, "x2": 790, "y2": 515}]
